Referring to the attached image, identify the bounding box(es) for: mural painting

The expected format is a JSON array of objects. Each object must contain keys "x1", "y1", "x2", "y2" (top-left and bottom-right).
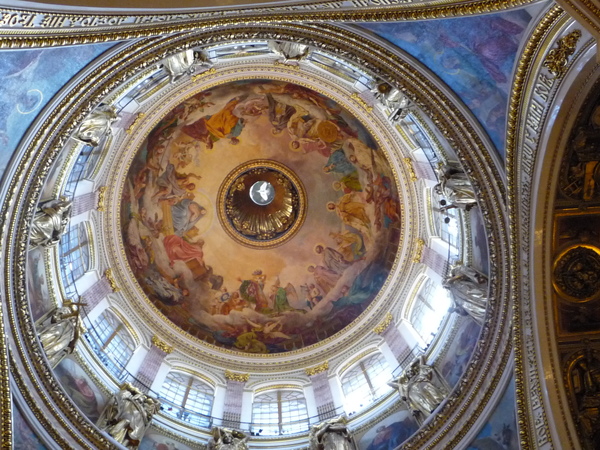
[
  {"x1": 27, "y1": 247, "x2": 53, "y2": 322},
  {"x1": 467, "y1": 377, "x2": 518, "y2": 450},
  {"x1": 140, "y1": 429, "x2": 201, "y2": 450},
  {"x1": 121, "y1": 79, "x2": 402, "y2": 353},
  {"x1": 437, "y1": 318, "x2": 481, "y2": 388},
  {"x1": 53, "y1": 356, "x2": 107, "y2": 423},
  {"x1": 0, "y1": 44, "x2": 114, "y2": 181},
  {"x1": 361, "y1": 8, "x2": 533, "y2": 155},
  {"x1": 357, "y1": 409, "x2": 419, "y2": 450},
  {"x1": 13, "y1": 402, "x2": 47, "y2": 450}
]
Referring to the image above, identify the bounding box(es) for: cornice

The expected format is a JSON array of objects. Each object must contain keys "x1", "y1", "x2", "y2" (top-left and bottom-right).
[{"x1": 0, "y1": 0, "x2": 538, "y2": 47}]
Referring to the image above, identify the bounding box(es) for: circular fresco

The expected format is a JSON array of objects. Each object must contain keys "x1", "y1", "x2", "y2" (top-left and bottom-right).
[{"x1": 121, "y1": 79, "x2": 402, "y2": 353}]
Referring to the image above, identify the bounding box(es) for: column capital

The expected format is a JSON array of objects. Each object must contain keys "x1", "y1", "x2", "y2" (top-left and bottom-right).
[
  {"x1": 224, "y1": 370, "x2": 249, "y2": 382},
  {"x1": 305, "y1": 361, "x2": 329, "y2": 377},
  {"x1": 373, "y1": 312, "x2": 394, "y2": 334},
  {"x1": 151, "y1": 335, "x2": 173, "y2": 354}
]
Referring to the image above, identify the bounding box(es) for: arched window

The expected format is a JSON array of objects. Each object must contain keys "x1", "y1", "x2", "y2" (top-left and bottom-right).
[
  {"x1": 86, "y1": 309, "x2": 135, "y2": 379},
  {"x1": 410, "y1": 278, "x2": 451, "y2": 345},
  {"x1": 59, "y1": 222, "x2": 90, "y2": 288},
  {"x1": 251, "y1": 390, "x2": 309, "y2": 436},
  {"x1": 159, "y1": 371, "x2": 213, "y2": 427},
  {"x1": 341, "y1": 352, "x2": 392, "y2": 413}
]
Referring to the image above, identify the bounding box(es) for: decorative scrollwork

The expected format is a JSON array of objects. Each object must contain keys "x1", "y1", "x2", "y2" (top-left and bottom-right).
[{"x1": 543, "y1": 29, "x2": 582, "y2": 78}]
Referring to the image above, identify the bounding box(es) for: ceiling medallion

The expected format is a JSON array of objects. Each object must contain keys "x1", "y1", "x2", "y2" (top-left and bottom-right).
[
  {"x1": 218, "y1": 160, "x2": 307, "y2": 249},
  {"x1": 553, "y1": 245, "x2": 600, "y2": 303}
]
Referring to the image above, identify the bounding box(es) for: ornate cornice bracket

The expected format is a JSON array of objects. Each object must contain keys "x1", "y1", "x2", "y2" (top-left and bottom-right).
[
  {"x1": 373, "y1": 312, "x2": 393, "y2": 334},
  {"x1": 224, "y1": 370, "x2": 249, "y2": 383},
  {"x1": 305, "y1": 361, "x2": 329, "y2": 376},
  {"x1": 151, "y1": 335, "x2": 173, "y2": 354}
]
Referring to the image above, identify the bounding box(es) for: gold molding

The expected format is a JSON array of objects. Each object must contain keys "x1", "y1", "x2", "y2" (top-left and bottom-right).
[
  {"x1": 255, "y1": 384, "x2": 303, "y2": 394},
  {"x1": 126, "y1": 112, "x2": 145, "y2": 134},
  {"x1": 373, "y1": 312, "x2": 394, "y2": 334},
  {"x1": 350, "y1": 92, "x2": 373, "y2": 113},
  {"x1": 403, "y1": 157, "x2": 418, "y2": 181},
  {"x1": 191, "y1": 67, "x2": 216, "y2": 82},
  {"x1": 413, "y1": 238, "x2": 425, "y2": 263},
  {"x1": 151, "y1": 335, "x2": 173, "y2": 354},
  {"x1": 305, "y1": 361, "x2": 329, "y2": 376},
  {"x1": 96, "y1": 186, "x2": 107, "y2": 212},
  {"x1": 104, "y1": 268, "x2": 119, "y2": 292},
  {"x1": 224, "y1": 370, "x2": 250, "y2": 382}
]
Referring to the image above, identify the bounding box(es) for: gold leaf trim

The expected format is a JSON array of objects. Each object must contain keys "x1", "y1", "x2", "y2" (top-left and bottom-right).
[
  {"x1": 373, "y1": 312, "x2": 393, "y2": 334},
  {"x1": 413, "y1": 238, "x2": 425, "y2": 263},
  {"x1": 104, "y1": 268, "x2": 119, "y2": 292},
  {"x1": 151, "y1": 335, "x2": 173, "y2": 354},
  {"x1": 543, "y1": 29, "x2": 582, "y2": 77},
  {"x1": 96, "y1": 186, "x2": 107, "y2": 212},
  {"x1": 224, "y1": 370, "x2": 249, "y2": 382},
  {"x1": 305, "y1": 361, "x2": 329, "y2": 376},
  {"x1": 403, "y1": 157, "x2": 418, "y2": 181}
]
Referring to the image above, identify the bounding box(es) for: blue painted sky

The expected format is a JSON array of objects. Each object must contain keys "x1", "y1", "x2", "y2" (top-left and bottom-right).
[
  {"x1": 467, "y1": 376, "x2": 518, "y2": 449},
  {"x1": 361, "y1": 9, "x2": 533, "y2": 157},
  {"x1": 0, "y1": 43, "x2": 114, "y2": 181}
]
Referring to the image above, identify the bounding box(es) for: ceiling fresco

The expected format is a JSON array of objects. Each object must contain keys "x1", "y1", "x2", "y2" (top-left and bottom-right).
[
  {"x1": 360, "y1": 7, "x2": 534, "y2": 156},
  {"x1": 0, "y1": 44, "x2": 114, "y2": 180},
  {"x1": 120, "y1": 79, "x2": 402, "y2": 354}
]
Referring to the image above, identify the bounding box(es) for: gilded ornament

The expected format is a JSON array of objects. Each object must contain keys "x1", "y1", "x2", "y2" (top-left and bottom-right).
[
  {"x1": 151, "y1": 335, "x2": 173, "y2": 354},
  {"x1": 413, "y1": 238, "x2": 425, "y2": 263},
  {"x1": 350, "y1": 92, "x2": 373, "y2": 112},
  {"x1": 96, "y1": 186, "x2": 107, "y2": 212},
  {"x1": 373, "y1": 312, "x2": 393, "y2": 334},
  {"x1": 191, "y1": 67, "x2": 217, "y2": 82},
  {"x1": 543, "y1": 30, "x2": 582, "y2": 78},
  {"x1": 553, "y1": 245, "x2": 600, "y2": 302},
  {"x1": 224, "y1": 370, "x2": 250, "y2": 382},
  {"x1": 125, "y1": 112, "x2": 145, "y2": 134},
  {"x1": 104, "y1": 268, "x2": 120, "y2": 292},
  {"x1": 403, "y1": 157, "x2": 418, "y2": 182},
  {"x1": 305, "y1": 361, "x2": 329, "y2": 376}
]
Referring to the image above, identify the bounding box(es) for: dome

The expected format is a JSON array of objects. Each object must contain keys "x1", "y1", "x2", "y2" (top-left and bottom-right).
[{"x1": 5, "y1": 2, "x2": 573, "y2": 449}]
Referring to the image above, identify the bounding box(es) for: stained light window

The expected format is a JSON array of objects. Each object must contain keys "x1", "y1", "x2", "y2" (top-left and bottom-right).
[
  {"x1": 251, "y1": 390, "x2": 309, "y2": 435},
  {"x1": 159, "y1": 372, "x2": 213, "y2": 427},
  {"x1": 341, "y1": 353, "x2": 392, "y2": 413}
]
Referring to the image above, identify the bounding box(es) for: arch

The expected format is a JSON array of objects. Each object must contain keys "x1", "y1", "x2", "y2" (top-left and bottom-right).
[
  {"x1": 251, "y1": 388, "x2": 309, "y2": 436},
  {"x1": 158, "y1": 370, "x2": 215, "y2": 428}
]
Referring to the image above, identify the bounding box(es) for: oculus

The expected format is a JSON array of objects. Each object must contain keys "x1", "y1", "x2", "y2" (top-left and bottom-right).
[{"x1": 218, "y1": 160, "x2": 307, "y2": 248}]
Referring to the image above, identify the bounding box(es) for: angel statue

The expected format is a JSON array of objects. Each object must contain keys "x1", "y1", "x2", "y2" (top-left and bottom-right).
[
  {"x1": 443, "y1": 263, "x2": 488, "y2": 325},
  {"x1": 37, "y1": 299, "x2": 86, "y2": 368},
  {"x1": 268, "y1": 40, "x2": 310, "y2": 64},
  {"x1": 434, "y1": 162, "x2": 477, "y2": 211},
  {"x1": 371, "y1": 82, "x2": 413, "y2": 122},
  {"x1": 208, "y1": 426, "x2": 249, "y2": 450},
  {"x1": 309, "y1": 415, "x2": 357, "y2": 450},
  {"x1": 162, "y1": 49, "x2": 212, "y2": 83},
  {"x1": 97, "y1": 383, "x2": 161, "y2": 449},
  {"x1": 76, "y1": 104, "x2": 119, "y2": 147},
  {"x1": 29, "y1": 199, "x2": 72, "y2": 248}
]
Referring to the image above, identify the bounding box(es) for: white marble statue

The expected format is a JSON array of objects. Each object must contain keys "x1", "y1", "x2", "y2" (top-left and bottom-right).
[
  {"x1": 443, "y1": 264, "x2": 488, "y2": 324},
  {"x1": 372, "y1": 82, "x2": 412, "y2": 121},
  {"x1": 435, "y1": 162, "x2": 477, "y2": 211},
  {"x1": 37, "y1": 299, "x2": 86, "y2": 367},
  {"x1": 76, "y1": 104, "x2": 119, "y2": 147},
  {"x1": 389, "y1": 356, "x2": 449, "y2": 420},
  {"x1": 268, "y1": 40, "x2": 310, "y2": 64},
  {"x1": 309, "y1": 416, "x2": 356, "y2": 450},
  {"x1": 29, "y1": 199, "x2": 72, "y2": 248},
  {"x1": 162, "y1": 49, "x2": 212, "y2": 83},
  {"x1": 97, "y1": 383, "x2": 160, "y2": 449},
  {"x1": 208, "y1": 426, "x2": 249, "y2": 450}
]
